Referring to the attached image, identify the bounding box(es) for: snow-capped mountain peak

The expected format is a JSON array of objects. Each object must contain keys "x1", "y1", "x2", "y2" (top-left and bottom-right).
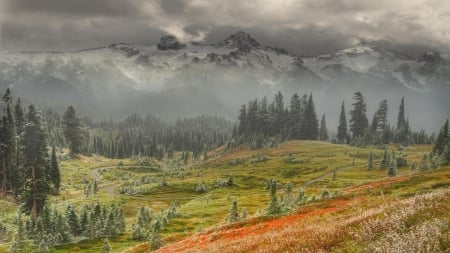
[{"x1": 219, "y1": 31, "x2": 261, "y2": 51}]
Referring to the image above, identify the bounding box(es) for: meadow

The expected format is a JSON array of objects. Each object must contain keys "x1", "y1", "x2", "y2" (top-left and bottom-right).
[{"x1": 1, "y1": 141, "x2": 448, "y2": 252}]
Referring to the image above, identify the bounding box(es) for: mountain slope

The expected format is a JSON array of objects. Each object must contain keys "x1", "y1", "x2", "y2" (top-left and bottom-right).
[
  {"x1": 302, "y1": 44, "x2": 450, "y2": 92},
  {"x1": 0, "y1": 32, "x2": 448, "y2": 129}
]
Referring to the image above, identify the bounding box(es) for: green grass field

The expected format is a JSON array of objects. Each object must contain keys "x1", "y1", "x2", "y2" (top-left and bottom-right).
[{"x1": 0, "y1": 141, "x2": 448, "y2": 252}]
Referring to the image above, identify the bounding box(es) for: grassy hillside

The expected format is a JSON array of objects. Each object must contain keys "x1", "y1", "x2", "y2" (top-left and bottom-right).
[{"x1": 1, "y1": 141, "x2": 448, "y2": 252}]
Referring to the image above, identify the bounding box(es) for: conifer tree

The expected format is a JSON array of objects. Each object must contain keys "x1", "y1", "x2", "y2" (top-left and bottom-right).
[
  {"x1": 373, "y1": 99, "x2": 389, "y2": 143},
  {"x1": 387, "y1": 157, "x2": 396, "y2": 177},
  {"x1": 379, "y1": 149, "x2": 388, "y2": 169},
  {"x1": 266, "y1": 179, "x2": 281, "y2": 216},
  {"x1": 349, "y1": 92, "x2": 368, "y2": 139},
  {"x1": 63, "y1": 106, "x2": 82, "y2": 156},
  {"x1": 419, "y1": 153, "x2": 429, "y2": 171},
  {"x1": 432, "y1": 120, "x2": 449, "y2": 156},
  {"x1": 48, "y1": 146, "x2": 60, "y2": 194},
  {"x1": 9, "y1": 212, "x2": 25, "y2": 253},
  {"x1": 273, "y1": 91, "x2": 285, "y2": 134},
  {"x1": 289, "y1": 94, "x2": 302, "y2": 139},
  {"x1": 395, "y1": 97, "x2": 408, "y2": 143},
  {"x1": 149, "y1": 219, "x2": 163, "y2": 250},
  {"x1": 65, "y1": 204, "x2": 80, "y2": 236},
  {"x1": 1, "y1": 88, "x2": 17, "y2": 196},
  {"x1": 296, "y1": 188, "x2": 306, "y2": 204},
  {"x1": 319, "y1": 114, "x2": 328, "y2": 141},
  {"x1": 14, "y1": 98, "x2": 25, "y2": 136},
  {"x1": 337, "y1": 101, "x2": 348, "y2": 143},
  {"x1": 303, "y1": 94, "x2": 318, "y2": 140},
  {"x1": 22, "y1": 104, "x2": 50, "y2": 218},
  {"x1": 441, "y1": 144, "x2": 450, "y2": 165},
  {"x1": 227, "y1": 199, "x2": 239, "y2": 223}
]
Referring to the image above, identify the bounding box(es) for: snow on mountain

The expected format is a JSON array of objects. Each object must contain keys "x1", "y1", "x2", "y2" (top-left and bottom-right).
[
  {"x1": 0, "y1": 31, "x2": 313, "y2": 94},
  {"x1": 0, "y1": 31, "x2": 448, "y2": 125},
  {"x1": 301, "y1": 44, "x2": 450, "y2": 91}
]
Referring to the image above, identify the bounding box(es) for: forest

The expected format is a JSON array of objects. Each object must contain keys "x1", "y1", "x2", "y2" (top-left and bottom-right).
[{"x1": 0, "y1": 88, "x2": 449, "y2": 252}]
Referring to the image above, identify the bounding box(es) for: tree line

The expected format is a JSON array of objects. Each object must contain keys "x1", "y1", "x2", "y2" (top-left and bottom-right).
[
  {"x1": 234, "y1": 91, "x2": 434, "y2": 147},
  {"x1": 0, "y1": 89, "x2": 60, "y2": 218}
]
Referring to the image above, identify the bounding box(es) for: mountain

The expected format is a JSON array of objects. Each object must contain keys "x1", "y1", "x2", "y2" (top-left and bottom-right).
[
  {"x1": 0, "y1": 31, "x2": 448, "y2": 130},
  {"x1": 302, "y1": 44, "x2": 450, "y2": 92}
]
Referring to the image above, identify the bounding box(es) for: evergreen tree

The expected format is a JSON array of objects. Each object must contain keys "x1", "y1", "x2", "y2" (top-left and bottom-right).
[
  {"x1": 419, "y1": 153, "x2": 429, "y2": 171},
  {"x1": 14, "y1": 98, "x2": 25, "y2": 137},
  {"x1": 273, "y1": 91, "x2": 285, "y2": 134},
  {"x1": 14, "y1": 98, "x2": 25, "y2": 193},
  {"x1": 441, "y1": 144, "x2": 450, "y2": 165},
  {"x1": 303, "y1": 94, "x2": 319, "y2": 140},
  {"x1": 0, "y1": 88, "x2": 17, "y2": 196},
  {"x1": 63, "y1": 106, "x2": 82, "y2": 156},
  {"x1": 337, "y1": 101, "x2": 348, "y2": 143},
  {"x1": 349, "y1": 92, "x2": 368, "y2": 139},
  {"x1": 226, "y1": 199, "x2": 239, "y2": 223},
  {"x1": 258, "y1": 96, "x2": 270, "y2": 135},
  {"x1": 387, "y1": 157, "x2": 396, "y2": 177},
  {"x1": 319, "y1": 114, "x2": 328, "y2": 141},
  {"x1": 321, "y1": 188, "x2": 330, "y2": 199},
  {"x1": 22, "y1": 105, "x2": 50, "y2": 218},
  {"x1": 65, "y1": 204, "x2": 80, "y2": 236},
  {"x1": 296, "y1": 188, "x2": 306, "y2": 205},
  {"x1": 8, "y1": 212, "x2": 25, "y2": 253},
  {"x1": 149, "y1": 219, "x2": 163, "y2": 250},
  {"x1": 379, "y1": 149, "x2": 388, "y2": 169},
  {"x1": 48, "y1": 146, "x2": 60, "y2": 194},
  {"x1": 289, "y1": 94, "x2": 302, "y2": 139},
  {"x1": 266, "y1": 179, "x2": 281, "y2": 216},
  {"x1": 373, "y1": 99, "x2": 389, "y2": 143},
  {"x1": 395, "y1": 97, "x2": 408, "y2": 143},
  {"x1": 432, "y1": 120, "x2": 449, "y2": 156}
]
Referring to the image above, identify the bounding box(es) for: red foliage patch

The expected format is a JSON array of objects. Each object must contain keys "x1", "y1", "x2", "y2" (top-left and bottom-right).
[
  {"x1": 156, "y1": 198, "x2": 354, "y2": 253},
  {"x1": 343, "y1": 176, "x2": 409, "y2": 194}
]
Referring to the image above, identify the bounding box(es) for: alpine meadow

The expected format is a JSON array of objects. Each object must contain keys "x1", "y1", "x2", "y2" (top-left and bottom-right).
[{"x1": 1, "y1": 1, "x2": 450, "y2": 253}]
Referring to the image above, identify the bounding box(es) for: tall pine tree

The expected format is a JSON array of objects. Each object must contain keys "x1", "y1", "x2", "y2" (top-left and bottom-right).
[
  {"x1": 63, "y1": 106, "x2": 82, "y2": 156},
  {"x1": 319, "y1": 114, "x2": 328, "y2": 141},
  {"x1": 395, "y1": 97, "x2": 408, "y2": 143},
  {"x1": 49, "y1": 146, "x2": 61, "y2": 194},
  {"x1": 22, "y1": 104, "x2": 51, "y2": 218},
  {"x1": 289, "y1": 94, "x2": 302, "y2": 139},
  {"x1": 1, "y1": 88, "x2": 18, "y2": 196},
  {"x1": 432, "y1": 120, "x2": 449, "y2": 156},
  {"x1": 349, "y1": 92, "x2": 368, "y2": 139},
  {"x1": 303, "y1": 94, "x2": 318, "y2": 140},
  {"x1": 337, "y1": 101, "x2": 348, "y2": 143}
]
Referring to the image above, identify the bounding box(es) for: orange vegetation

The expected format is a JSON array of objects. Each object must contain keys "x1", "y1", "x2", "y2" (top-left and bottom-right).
[
  {"x1": 343, "y1": 176, "x2": 409, "y2": 194},
  {"x1": 155, "y1": 198, "x2": 355, "y2": 253}
]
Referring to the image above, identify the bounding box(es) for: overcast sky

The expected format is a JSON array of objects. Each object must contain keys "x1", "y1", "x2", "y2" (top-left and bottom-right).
[{"x1": 1, "y1": 0, "x2": 449, "y2": 56}]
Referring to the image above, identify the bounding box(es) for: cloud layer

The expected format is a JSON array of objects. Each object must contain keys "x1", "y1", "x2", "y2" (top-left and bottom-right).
[{"x1": 1, "y1": 0, "x2": 449, "y2": 56}]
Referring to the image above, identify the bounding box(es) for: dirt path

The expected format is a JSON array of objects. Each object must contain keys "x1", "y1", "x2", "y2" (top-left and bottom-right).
[{"x1": 301, "y1": 165, "x2": 352, "y2": 188}]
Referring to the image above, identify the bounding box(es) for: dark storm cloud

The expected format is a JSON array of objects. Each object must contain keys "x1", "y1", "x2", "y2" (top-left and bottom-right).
[
  {"x1": 1, "y1": 0, "x2": 449, "y2": 55},
  {"x1": 160, "y1": 0, "x2": 187, "y2": 15},
  {"x1": 198, "y1": 25, "x2": 352, "y2": 56},
  {"x1": 6, "y1": 0, "x2": 145, "y2": 17}
]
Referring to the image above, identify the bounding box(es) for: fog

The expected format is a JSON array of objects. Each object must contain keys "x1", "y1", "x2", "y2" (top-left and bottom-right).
[{"x1": 2, "y1": 62, "x2": 448, "y2": 134}]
